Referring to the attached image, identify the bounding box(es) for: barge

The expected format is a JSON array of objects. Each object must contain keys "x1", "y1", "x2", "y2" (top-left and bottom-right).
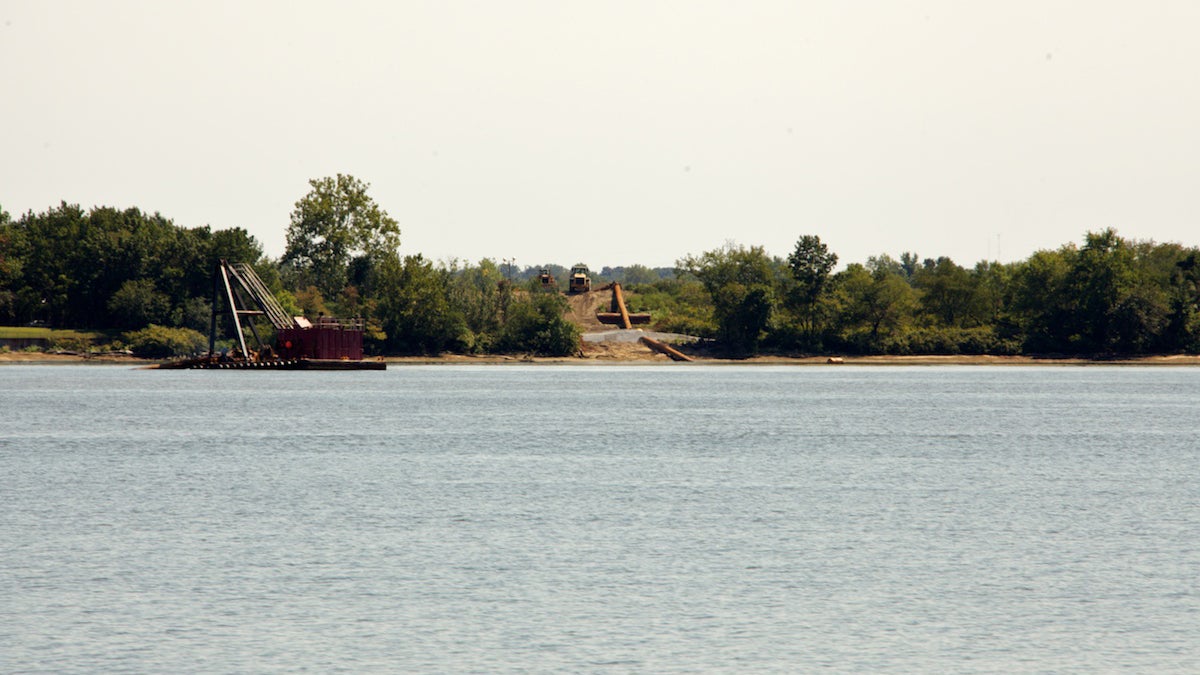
[{"x1": 157, "y1": 259, "x2": 385, "y2": 371}]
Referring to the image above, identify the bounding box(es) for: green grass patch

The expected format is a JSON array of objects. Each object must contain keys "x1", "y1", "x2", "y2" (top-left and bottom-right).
[{"x1": 0, "y1": 326, "x2": 106, "y2": 341}]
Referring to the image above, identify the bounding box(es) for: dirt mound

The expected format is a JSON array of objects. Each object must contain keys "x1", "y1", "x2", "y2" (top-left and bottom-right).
[
  {"x1": 564, "y1": 290, "x2": 609, "y2": 331},
  {"x1": 563, "y1": 287, "x2": 699, "y2": 361}
]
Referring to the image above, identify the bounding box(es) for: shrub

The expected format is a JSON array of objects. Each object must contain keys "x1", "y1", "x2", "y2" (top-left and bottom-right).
[
  {"x1": 122, "y1": 324, "x2": 207, "y2": 358},
  {"x1": 627, "y1": 279, "x2": 716, "y2": 339},
  {"x1": 497, "y1": 293, "x2": 580, "y2": 356},
  {"x1": 871, "y1": 326, "x2": 1022, "y2": 356},
  {"x1": 47, "y1": 336, "x2": 93, "y2": 353}
]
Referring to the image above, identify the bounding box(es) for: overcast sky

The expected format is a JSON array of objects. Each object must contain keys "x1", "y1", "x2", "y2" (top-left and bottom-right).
[{"x1": 3, "y1": 1, "x2": 1199, "y2": 269}]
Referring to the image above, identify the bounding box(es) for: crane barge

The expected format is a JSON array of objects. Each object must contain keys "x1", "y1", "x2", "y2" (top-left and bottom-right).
[{"x1": 157, "y1": 260, "x2": 385, "y2": 370}]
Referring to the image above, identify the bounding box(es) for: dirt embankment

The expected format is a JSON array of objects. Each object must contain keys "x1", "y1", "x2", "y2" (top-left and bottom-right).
[{"x1": 564, "y1": 289, "x2": 610, "y2": 331}]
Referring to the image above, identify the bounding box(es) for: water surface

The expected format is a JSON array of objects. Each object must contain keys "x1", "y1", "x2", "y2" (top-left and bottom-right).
[{"x1": 3, "y1": 365, "x2": 1198, "y2": 672}]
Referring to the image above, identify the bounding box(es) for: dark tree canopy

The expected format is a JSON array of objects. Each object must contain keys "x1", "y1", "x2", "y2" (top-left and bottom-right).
[{"x1": 0, "y1": 202, "x2": 265, "y2": 329}]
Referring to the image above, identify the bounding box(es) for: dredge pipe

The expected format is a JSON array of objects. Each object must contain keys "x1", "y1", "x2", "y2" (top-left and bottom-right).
[
  {"x1": 597, "y1": 312, "x2": 651, "y2": 325},
  {"x1": 612, "y1": 282, "x2": 633, "y2": 330},
  {"x1": 640, "y1": 336, "x2": 694, "y2": 362}
]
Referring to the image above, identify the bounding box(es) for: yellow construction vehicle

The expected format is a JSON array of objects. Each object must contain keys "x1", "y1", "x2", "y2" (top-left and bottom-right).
[{"x1": 568, "y1": 265, "x2": 591, "y2": 294}]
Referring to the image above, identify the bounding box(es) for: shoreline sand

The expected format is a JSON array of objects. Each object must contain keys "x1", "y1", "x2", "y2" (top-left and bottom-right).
[{"x1": 5, "y1": 350, "x2": 1200, "y2": 367}]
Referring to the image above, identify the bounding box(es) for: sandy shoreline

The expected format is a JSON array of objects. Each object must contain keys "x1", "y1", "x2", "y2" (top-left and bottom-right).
[
  {"x1": 385, "y1": 352, "x2": 1200, "y2": 366},
  {"x1": 6, "y1": 350, "x2": 1197, "y2": 367}
]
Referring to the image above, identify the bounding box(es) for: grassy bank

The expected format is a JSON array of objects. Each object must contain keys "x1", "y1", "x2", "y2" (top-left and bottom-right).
[{"x1": 0, "y1": 327, "x2": 106, "y2": 341}]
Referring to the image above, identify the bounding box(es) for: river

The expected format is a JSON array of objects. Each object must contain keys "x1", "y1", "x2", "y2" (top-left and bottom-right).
[{"x1": 2, "y1": 364, "x2": 1198, "y2": 672}]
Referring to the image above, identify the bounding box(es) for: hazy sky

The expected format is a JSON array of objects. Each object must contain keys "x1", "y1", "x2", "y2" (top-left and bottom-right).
[{"x1": 4, "y1": 1, "x2": 1199, "y2": 269}]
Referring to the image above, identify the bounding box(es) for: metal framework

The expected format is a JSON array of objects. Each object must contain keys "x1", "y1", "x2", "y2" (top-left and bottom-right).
[{"x1": 207, "y1": 260, "x2": 296, "y2": 359}]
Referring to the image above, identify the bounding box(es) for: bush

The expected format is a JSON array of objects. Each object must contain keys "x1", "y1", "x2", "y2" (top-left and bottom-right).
[
  {"x1": 47, "y1": 336, "x2": 93, "y2": 353},
  {"x1": 627, "y1": 279, "x2": 716, "y2": 338},
  {"x1": 870, "y1": 326, "x2": 1022, "y2": 356},
  {"x1": 122, "y1": 324, "x2": 207, "y2": 358},
  {"x1": 497, "y1": 293, "x2": 580, "y2": 356},
  {"x1": 653, "y1": 314, "x2": 716, "y2": 339},
  {"x1": 762, "y1": 319, "x2": 833, "y2": 353}
]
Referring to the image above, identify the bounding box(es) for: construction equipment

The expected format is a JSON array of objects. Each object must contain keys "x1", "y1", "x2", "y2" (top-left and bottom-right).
[
  {"x1": 591, "y1": 281, "x2": 692, "y2": 361},
  {"x1": 537, "y1": 268, "x2": 556, "y2": 291},
  {"x1": 595, "y1": 282, "x2": 651, "y2": 326},
  {"x1": 640, "y1": 335, "x2": 693, "y2": 361},
  {"x1": 158, "y1": 260, "x2": 383, "y2": 369},
  {"x1": 568, "y1": 265, "x2": 591, "y2": 294}
]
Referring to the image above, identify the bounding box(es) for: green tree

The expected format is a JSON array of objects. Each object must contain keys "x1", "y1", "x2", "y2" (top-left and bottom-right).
[
  {"x1": 107, "y1": 279, "x2": 171, "y2": 329},
  {"x1": 282, "y1": 174, "x2": 401, "y2": 299},
  {"x1": 678, "y1": 243, "x2": 776, "y2": 356},
  {"x1": 898, "y1": 251, "x2": 922, "y2": 280},
  {"x1": 4, "y1": 201, "x2": 263, "y2": 330},
  {"x1": 912, "y1": 257, "x2": 977, "y2": 327},
  {"x1": 600, "y1": 264, "x2": 662, "y2": 285},
  {"x1": 867, "y1": 253, "x2": 906, "y2": 278},
  {"x1": 291, "y1": 286, "x2": 331, "y2": 318},
  {"x1": 1010, "y1": 247, "x2": 1075, "y2": 352},
  {"x1": 833, "y1": 262, "x2": 917, "y2": 351},
  {"x1": 200, "y1": 226, "x2": 265, "y2": 271},
  {"x1": 1049, "y1": 229, "x2": 1168, "y2": 353},
  {"x1": 0, "y1": 209, "x2": 24, "y2": 323},
  {"x1": 497, "y1": 292, "x2": 580, "y2": 356},
  {"x1": 786, "y1": 235, "x2": 838, "y2": 346},
  {"x1": 447, "y1": 259, "x2": 509, "y2": 349},
  {"x1": 1069, "y1": 229, "x2": 1135, "y2": 351},
  {"x1": 375, "y1": 254, "x2": 466, "y2": 355},
  {"x1": 972, "y1": 260, "x2": 1015, "y2": 328},
  {"x1": 13, "y1": 202, "x2": 89, "y2": 326},
  {"x1": 1166, "y1": 251, "x2": 1200, "y2": 352}
]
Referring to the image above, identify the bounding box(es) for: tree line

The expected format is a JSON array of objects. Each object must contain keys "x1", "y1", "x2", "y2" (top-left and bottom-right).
[
  {"x1": 669, "y1": 231, "x2": 1200, "y2": 357},
  {"x1": 4, "y1": 174, "x2": 1200, "y2": 357}
]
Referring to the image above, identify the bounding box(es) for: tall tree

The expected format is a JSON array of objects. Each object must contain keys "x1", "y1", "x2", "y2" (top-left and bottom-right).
[
  {"x1": 1056, "y1": 228, "x2": 1167, "y2": 353},
  {"x1": 1166, "y1": 251, "x2": 1200, "y2": 352},
  {"x1": 786, "y1": 235, "x2": 838, "y2": 345},
  {"x1": 1010, "y1": 247, "x2": 1075, "y2": 353},
  {"x1": 448, "y1": 259, "x2": 508, "y2": 344},
  {"x1": 282, "y1": 174, "x2": 400, "y2": 299},
  {"x1": 0, "y1": 206, "x2": 23, "y2": 322},
  {"x1": 15, "y1": 202, "x2": 90, "y2": 326},
  {"x1": 1068, "y1": 229, "x2": 1135, "y2": 351}
]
